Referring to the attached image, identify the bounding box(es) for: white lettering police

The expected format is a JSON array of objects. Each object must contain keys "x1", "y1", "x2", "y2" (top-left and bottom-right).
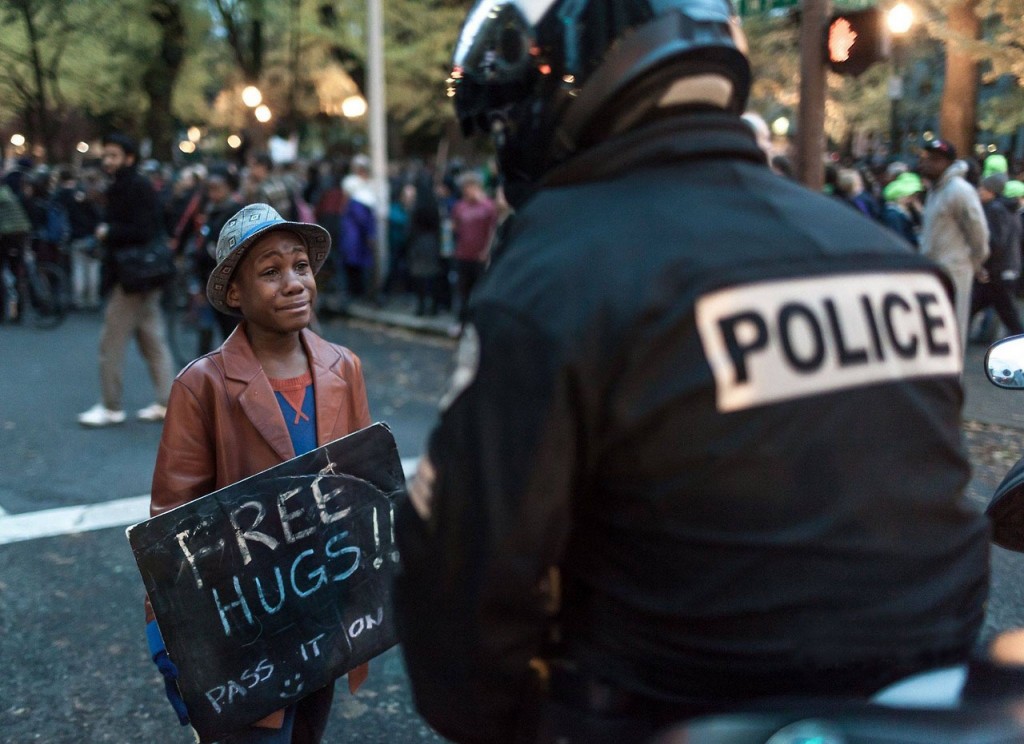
[{"x1": 696, "y1": 272, "x2": 962, "y2": 412}]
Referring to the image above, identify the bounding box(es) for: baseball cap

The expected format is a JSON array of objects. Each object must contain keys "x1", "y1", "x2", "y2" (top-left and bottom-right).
[
  {"x1": 883, "y1": 172, "x2": 924, "y2": 201},
  {"x1": 1004, "y1": 180, "x2": 1024, "y2": 199},
  {"x1": 983, "y1": 153, "x2": 1009, "y2": 178},
  {"x1": 922, "y1": 139, "x2": 957, "y2": 160}
]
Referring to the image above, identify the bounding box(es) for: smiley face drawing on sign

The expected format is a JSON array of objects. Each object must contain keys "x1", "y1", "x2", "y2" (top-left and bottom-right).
[{"x1": 279, "y1": 672, "x2": 305, "y2": 699}]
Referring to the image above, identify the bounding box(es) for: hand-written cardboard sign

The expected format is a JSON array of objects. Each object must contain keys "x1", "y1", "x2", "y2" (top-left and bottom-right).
[{"x1": 127, "y1": 423, "x2": 404, "y2": 743}]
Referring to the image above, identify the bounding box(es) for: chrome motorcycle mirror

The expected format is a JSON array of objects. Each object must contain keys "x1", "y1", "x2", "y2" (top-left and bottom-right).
[{"x1": 985, "y1": 335, "x2": 1024, "y2": 389}]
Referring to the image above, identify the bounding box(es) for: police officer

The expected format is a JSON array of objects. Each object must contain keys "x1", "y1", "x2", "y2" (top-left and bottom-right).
[{"x1": 393, "y1": 2, "x2": 990, "y2": 743}]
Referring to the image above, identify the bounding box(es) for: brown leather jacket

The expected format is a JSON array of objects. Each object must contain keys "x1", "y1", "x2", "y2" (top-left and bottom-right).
[
  {"x1": 151, "y1": 324, "x2": 371, "y2": 516},
  {"x1": 148, "y1": 323, "x2": 372, "y2": 723}
]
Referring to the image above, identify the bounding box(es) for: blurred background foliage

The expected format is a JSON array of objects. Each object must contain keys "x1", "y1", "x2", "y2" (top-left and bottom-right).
[{"x1": 0, "y1": 0, "x2": 1019, "y2": 163}]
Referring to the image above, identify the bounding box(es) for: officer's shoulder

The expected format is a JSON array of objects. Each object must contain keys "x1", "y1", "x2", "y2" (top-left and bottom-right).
[
  {"x1": 483, "y1": 201, "x2": 604, "y2": 297},
  {"x1": 475, "y1": 214, "x2": 647, "y2": 350}
]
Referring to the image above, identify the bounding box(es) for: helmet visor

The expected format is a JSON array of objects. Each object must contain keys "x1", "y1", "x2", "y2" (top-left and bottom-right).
[{"x1": 450, "y1": 0, "x2": 543, "y2": 135}]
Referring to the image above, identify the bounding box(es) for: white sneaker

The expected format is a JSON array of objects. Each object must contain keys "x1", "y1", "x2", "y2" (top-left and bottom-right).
[
  {"x1": 78, "y1": 403, "x2": 126, "y2": 427},
  {"x1": 136, "y1": 403, "x2": 167, "y2": 422}
]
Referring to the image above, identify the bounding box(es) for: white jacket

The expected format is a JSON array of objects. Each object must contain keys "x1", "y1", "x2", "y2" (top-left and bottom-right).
[{"x1": 920, "y1": 160, "x2": 990, "y2": 272}]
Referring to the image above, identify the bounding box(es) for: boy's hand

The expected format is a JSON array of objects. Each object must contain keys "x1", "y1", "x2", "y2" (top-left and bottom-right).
[
  {"x1": 409, "y1": 456, "x2": 436, "y2": 520},
  {"x1": 146, "y1": 620, "x2": 191, "y2": 726}
]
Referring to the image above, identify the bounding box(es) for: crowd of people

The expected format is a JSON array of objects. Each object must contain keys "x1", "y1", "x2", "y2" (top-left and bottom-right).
[
  {"x1": 0, "y1": 135, "x2": 510, "y2": 432},
  {"x1": 0, "y1": 146, "x2": 509, "y2": 332},
  {"x1": 824, "y1": 146, "x2": 1024, "y2": 348},
  {"x1": 6, "y1": 127, "x2": 1022, "y2": 357},
  {"x1": 743, "y1": 121, "x2": 1024, "y2": 349},
  {"x1": 0, "y1": 157, "x2": 105, "y2": 319},
  {"x1": 149, "y1": 149, "x2": 507, "y2": 334}
]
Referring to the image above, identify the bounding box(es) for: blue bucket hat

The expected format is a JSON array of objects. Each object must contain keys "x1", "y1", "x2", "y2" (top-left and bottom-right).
[{"x1": 206, "y1": 203, "x2": 331, "y2": 317}]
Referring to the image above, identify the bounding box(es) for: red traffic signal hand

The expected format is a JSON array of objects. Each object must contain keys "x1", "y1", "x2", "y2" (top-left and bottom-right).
[
  {"x1": 825, "y1": 7, "x2": 887, "y2": 76},
  {"x1": 828, "y1": 17, "x2": 857, "y2": 63}
]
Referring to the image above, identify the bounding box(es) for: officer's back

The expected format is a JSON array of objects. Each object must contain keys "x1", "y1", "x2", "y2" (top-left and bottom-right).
[
  {"x1": 394, "y1": 2, "x2": 990, "y2": 743},
  {"x1": 487, "y1": 118, "x2": 986, "y2": 699}
]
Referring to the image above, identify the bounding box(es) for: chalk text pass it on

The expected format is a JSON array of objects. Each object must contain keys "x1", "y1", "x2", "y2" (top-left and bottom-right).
[{"x1": 696, "y1": 272, "x2": 962, "y2": 412}]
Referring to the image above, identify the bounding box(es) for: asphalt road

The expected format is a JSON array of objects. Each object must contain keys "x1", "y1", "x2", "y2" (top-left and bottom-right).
[
  {"x1": 0, "y1": 311, "x2": 456, "y2": 744},
  {"x1": 3, "y1": 312, "x2": 1024, "y2": 743}
]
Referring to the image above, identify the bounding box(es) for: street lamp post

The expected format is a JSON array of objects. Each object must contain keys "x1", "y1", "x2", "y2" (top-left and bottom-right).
[
  {"x1": 367, "y1": 0, "x2": 388, "y2": 295},
  {"x1": 887, "y1": 3, "x2": 913, "y2": 159},
  {"x1": 888, "y1": 64, "x2": 903, "y2": 159}
]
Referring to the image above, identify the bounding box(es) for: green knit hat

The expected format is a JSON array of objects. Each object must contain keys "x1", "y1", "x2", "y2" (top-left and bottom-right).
[
  {"x1": 983, "y1": 154, "x2": 1009, "y2": 178},
  {"x1": 1004, "y1": 180, "x2": 1024, "y2": 199},
  {"x1": 883, "y1": 172, "x2": 924, "y2": 202}
]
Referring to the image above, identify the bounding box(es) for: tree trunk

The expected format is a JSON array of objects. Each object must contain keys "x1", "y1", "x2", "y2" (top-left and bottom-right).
[
  {"x1": 939, "y1": 0, "x2": 981, "y2": 158},
  {"x1": 19, "y1": 3, "x2": 55, "y2": 161},
  {"x1": 143, "y1": 0, "x2": 187, "y2": 162},
  {"x1": 796, "y1": 0, "x2": 830, "y2": 190}
]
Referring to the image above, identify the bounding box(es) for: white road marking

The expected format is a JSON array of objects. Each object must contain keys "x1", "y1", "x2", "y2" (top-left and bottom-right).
[
  {"x1": 0, "y1": 494, "x2": 151, "y2": 546},
  {"x1": 0, "y1": 457, "x2": 420, "y2": 547}
]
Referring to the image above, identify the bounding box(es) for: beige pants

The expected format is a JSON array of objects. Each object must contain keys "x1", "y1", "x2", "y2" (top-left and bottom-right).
[
  {"x1": 99, "y1": 285, "x2": 174, "y2": 410},
  {"x1": 943, "y1": 261, "x2": 974, "y2": 358}
]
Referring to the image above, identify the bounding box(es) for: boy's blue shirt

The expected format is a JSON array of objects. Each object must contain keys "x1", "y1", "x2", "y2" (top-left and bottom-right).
[{"x1": 269, "y1": 371, "x2": 318, "y2": 456}]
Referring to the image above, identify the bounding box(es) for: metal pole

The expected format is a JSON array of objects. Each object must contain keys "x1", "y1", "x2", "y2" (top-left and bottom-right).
[
  {"x1": 367, "y1": 0, "x2": 389, "y2": 295},
  {"x1": 888, "y1": 38, "x2": 904, "y2": 160},
  {"x1": 796, "y1": 0, "x2": 829, "y2": 191},
  {"x1": 888, "y1": 84, "x2": 903, "y2": 159},
  {"x1": 288, "y1": 0, "x2": 300, "y2": 133}
]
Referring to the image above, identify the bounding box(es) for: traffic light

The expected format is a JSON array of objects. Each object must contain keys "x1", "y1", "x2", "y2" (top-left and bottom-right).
[{"x1": 825, "y1": 7, "x2": 889, "y2": 77}]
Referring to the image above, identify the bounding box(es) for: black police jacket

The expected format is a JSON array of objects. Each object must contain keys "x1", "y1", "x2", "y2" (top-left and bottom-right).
[{"x1": 395, "y1": 112, "x2": 990, "y2": 744}]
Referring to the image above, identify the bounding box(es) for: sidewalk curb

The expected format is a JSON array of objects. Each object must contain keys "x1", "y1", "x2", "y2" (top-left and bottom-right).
[{"x1": 337, "y1": 301, "x2": 458, "y2": 338}]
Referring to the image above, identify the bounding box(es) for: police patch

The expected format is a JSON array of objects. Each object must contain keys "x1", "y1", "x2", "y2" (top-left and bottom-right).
[{"x1": 696, "y1": 272, "x2": 962, "y2": 412}]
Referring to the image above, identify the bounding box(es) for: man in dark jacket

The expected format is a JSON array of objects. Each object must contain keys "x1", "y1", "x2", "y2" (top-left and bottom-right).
[
  {"x1": 971, "y1": 174, "x2": 1024, "y2": 338},
  {"x1": 190, "y1": 167, "x2": 242, "y2": 355},
  {"x1": 393, "y1": 2, "x2": 990, "y2": 743},
  {"x1": 78, "y1": 133, "x2": 175, "y2": 427}
]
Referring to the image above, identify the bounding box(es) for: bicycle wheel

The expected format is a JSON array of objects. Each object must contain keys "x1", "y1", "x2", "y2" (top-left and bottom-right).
[{"x1": 29, "y1": 261, "x2": 69, "y2": 329}]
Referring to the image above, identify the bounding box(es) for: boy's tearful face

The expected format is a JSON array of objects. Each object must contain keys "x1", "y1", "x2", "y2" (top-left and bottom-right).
[{"x1": 226, "y1": 230, "x2": 317, "y2": 334}]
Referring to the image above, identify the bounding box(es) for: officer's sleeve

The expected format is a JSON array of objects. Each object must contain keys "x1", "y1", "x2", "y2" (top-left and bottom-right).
[{"x1": 395, "y1": 304, "x2": 577, "y2": 744}]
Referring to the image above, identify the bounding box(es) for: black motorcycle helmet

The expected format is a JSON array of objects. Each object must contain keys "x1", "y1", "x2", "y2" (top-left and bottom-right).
[{"x1": 449, "y1": 0, "x2": 752, "y2": 204}]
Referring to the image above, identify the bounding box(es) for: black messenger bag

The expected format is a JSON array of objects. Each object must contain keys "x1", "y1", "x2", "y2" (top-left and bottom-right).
[{"x1": 113, "y1": 234, "x2": 175, "y2": 293}]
